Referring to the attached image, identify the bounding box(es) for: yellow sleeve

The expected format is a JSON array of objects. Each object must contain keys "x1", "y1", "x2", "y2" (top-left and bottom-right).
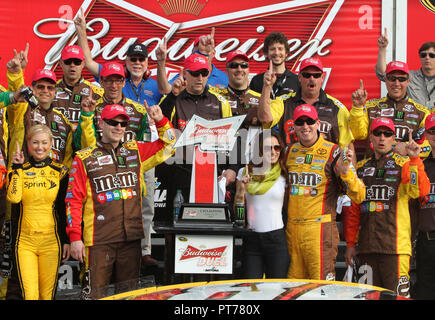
[
  {"x1": 74, "y1": 111, "x2": 96, "y2": 150},
  {"x1": 138, "y1": 118, "x2": 176, "y2": 172},
  {"x1": 6, "y1": 167, "x2": 23, "y2": 203},
  {"x1": 6, "y1": 69, "x2": 28, "y2": 125},
  {"x1": 7, "y1": 70, "x2": 24, "y2": 92},
  {"x1": 349, "y1": 106, "x2": 369, "y2": 140},
  {"x1": 332, "y1": 98, "x2": 354, "y2": 148},
  {"x1": 340, "y1": 164, "x2": 366, "y2": 204},
  {"x1": 63, "y1": 129, "x2": 74, "y2": 170},
  {"x1": 221, "y1": 100, "x2": 233, "y2": 118},
  {"x1": 263, "y1": 98, "x2": 284, "y2": 129}
]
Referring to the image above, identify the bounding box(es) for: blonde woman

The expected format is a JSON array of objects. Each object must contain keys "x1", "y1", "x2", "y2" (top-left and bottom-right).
[{"x1": 7, "y1": 124, "x2": 70, "y2": 300}]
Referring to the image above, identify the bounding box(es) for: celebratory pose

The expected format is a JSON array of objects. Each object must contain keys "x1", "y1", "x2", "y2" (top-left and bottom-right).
[{"x1": 7, "y1": 125, "x2": 70, "y2": 300}]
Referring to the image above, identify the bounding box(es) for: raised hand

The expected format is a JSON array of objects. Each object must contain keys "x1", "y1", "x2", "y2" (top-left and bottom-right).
[
  {"x1": 145, "y1": 100, "x2": 163, "y2": 123},
  {"x1": 17, "y1": 43, "x2": 29, "y2": 70},
  {"x1": 263, "y1": 60, "x2": 277, "y2": 88},
  {"x1": 377, "y1": 27, "x2": 388, "y2": 49},
  {"x1": 351, "y1": 79, "x2": 368, "y2": 108},
  {"x1": 240, "y1": 165, "x2": 252, "y2": 188},
  {"x1": 171, "y1": 67, "x2": 186, "y2": 96},
  {"x1": 156, "y1": 37, "x2": 167, "y2": 63},
  {"x1": 336, "y1": 146, "x2": 353, "y2": 176},
  {"x1": 81, "y1": 96, "x2": 97, "y2": 113},
  {"x1": 12, "y1": 142, "x2": 24, "y2": 165},
  {"x1": 405, "y1": 129, "x2": 421, "y2": 157},
  {"x1": 6, "y1": 49, "x2": 22, "y2": 74},
  {"x1": 74, "y1": 7, "x2": 87, "y2": 34},
  {"x1": 198, "y1": 27, "x2": 215, "y2": 56}
]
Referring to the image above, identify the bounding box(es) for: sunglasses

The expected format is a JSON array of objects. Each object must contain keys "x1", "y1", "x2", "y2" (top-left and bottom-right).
[
  {"x1": 102, "y1": 78, "x2": 124, "y2": 84},
  {"x1": 386, "y1": 75, "x2": 409, "y2": 82},
  {"x1": 294, "y1": 118, "x2": 317, "y2": 126},
  {"x1": 35, "y1": 84, "x2": 56, "y2": 91},
  {"x1": 103, "y1": 118, "x2": 128, "y2": 127},
  {"x1": 187, "y1": 69, "x2": 210, "y2": 77},
  {"x1": 426, "y1": 128, "x2": 435, "y2": 135},
  {"x1": 372, "y1": 130, "x2": 394, "y2": 137},
  {"x1": 63, "y1": 58, "x2": 83, "y2": 66},
  {"x1": 419, "y1": 52, "x2": 435, "y2": 59},
  {"x1": 227, "y1": 62, "x2": 249, "y2": 69},
  {"x1": 129, "y1": 57, "x2": 146, "y2": 62},
  {"x1": 265, "y1": 145, "x2": 282, "y2": 152},
  {"x1": 301, "y1": 72, "x2": 322, "y2": 79}
]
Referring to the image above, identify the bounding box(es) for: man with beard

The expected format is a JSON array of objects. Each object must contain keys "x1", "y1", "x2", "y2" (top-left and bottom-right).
[{"x1": 249, "y1": 32, "x2": 299, "y2": 99}]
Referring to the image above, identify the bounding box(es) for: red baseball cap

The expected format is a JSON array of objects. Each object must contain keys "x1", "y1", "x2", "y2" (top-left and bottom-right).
[
  {"x1": 32, "y1": 68, "x2": 57, "y2": 83},
  {"x1": 370, "y1": 117, "x2": 395, "y2": 133},
  {"x1": 101, "y1": 104, "x2": 130, "y2": 121},
  {"x1": 425, "y1": 113, "x2": 435, "y2": 130},
  {"x1": 61, "y1": 45, "x2": 84, "y2": 61},
  {"x1": 293, "y1": 104, "x2": 318, "y2": 120},
  {"x1": 299, "y1": 57, "x2": 323, "y2": 72},
  {"x1": 226, "y1": 50, "x2": 249, "y2": 63},
  {"x1": 100, "y1": 62, "x2": 125, "y2": 78},
  {"x1": 184, "y1": 53, "x2": 210, "y2": 71},
  {"x1": 385, "y1": 61, "x2": 409, "y2": 75}
]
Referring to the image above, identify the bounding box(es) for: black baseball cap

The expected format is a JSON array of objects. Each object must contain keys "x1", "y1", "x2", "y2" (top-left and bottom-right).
[{"x1": 127, "y1": 43, "x2": 148, "y2": 58}]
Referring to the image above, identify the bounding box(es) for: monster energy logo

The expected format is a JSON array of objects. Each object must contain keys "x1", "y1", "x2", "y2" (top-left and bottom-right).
[
  {"x1": 305, "y1": 154, "x2": 313, "y2": 164},
  {"x1": 73, "y1": 94, "x2": 82, "y2": 103},
  {"x1": 396, "y1": 111, "x2": 404, "y2": 121},
  {"x1": 236, "y1": 205, "x2": 245, "y2": 219}
]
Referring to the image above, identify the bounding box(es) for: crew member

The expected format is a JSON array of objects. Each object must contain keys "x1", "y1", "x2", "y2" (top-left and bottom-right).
[
  {"x1": 258, "y1": 56, "x2": 354, "y2": 151},
  {"x1": 66, "y1": 104, "x2": 175, "y2": 299},
  {"x1": 344, "y1": 117, "x2": 430, "y2": 297},
  {"x1": 376, "y1": 28, "x2": 434, "y2": 109},
  {"x1": 350, "y1": 61, "x2": 431, "y2": 158},
  {"x1": 53, "y1": 45, "x2": 101, "y2": 131},
  {"x1": 415, "y1": 114, "x2": 435, "y2": 299},
  {"x1": 158, "y1": 53, "x2": 236, "y2": 220}
]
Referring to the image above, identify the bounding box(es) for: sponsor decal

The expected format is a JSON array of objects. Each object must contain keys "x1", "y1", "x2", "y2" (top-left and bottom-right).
[
  {"x1": 97, "y1": 155, "x2": 114, "y2": 166},
  {"x1": 304, "y1": 154, "x2": 313, "y2": 164},
  {"x1": 363, "y1": 167, "x2": 375, "y2": 177},
  {"x1": 179, "y1": 245, "x2": 227, "y2": 261},
  {"x1": 288, "y1": 171, "x2": 322, "y2": 187},
  {"x1": 366, "y1": 185, "x2": 395, "y2": 201},
  {"x1": 380, "y1": 108, "x2": 394, "y2": 117}
]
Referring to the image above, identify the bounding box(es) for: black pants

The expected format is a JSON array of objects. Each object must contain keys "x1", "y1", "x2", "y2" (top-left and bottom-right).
[
  {"x1": 242, "y1": 228, "x2": 290, "y2": 279},
  {"x1": 416, "y1": 231, "x2": 435, "y2": 299}
]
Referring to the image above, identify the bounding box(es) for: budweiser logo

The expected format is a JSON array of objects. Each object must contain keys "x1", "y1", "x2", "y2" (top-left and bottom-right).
[
  {"x1": 33, "y1": 0, "x2": 344, "y2": 77},
  {"x1": 190, "y1": 124, "x2": 232, "y2": 139},
  {"x1": 179, "y1": 245, "x2": 227, "y2": 261},
  {"x1": 157, "y1": 0, "x2": 208, "y2": 16}
]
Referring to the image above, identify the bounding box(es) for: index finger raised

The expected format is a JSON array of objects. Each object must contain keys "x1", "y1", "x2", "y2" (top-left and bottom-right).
[{"x1": 359, "y1": 79, "x2": 364, "y2": 90}]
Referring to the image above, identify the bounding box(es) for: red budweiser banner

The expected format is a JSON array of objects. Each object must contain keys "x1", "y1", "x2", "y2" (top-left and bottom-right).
[{"x1": 0, "y1": 0, "x2": 390, "y2": 108}]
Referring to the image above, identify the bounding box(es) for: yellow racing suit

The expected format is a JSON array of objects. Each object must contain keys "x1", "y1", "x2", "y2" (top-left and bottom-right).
[
  {"x1": 285, "y1": 135, "x2": 365, "y2": 280},
  {"x1": 6, "y1": 157, "x2": 69, "y2": 300}
]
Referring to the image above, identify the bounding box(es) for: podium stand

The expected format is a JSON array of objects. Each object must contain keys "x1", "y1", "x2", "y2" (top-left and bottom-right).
[{"x1": 162, "y1": 115, "x2": 248, "y2": 281}]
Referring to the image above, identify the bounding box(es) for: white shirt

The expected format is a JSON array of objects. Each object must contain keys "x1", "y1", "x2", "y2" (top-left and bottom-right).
[{"x1": 237, "y1": 168, "x2": 286, "y2": 233}]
